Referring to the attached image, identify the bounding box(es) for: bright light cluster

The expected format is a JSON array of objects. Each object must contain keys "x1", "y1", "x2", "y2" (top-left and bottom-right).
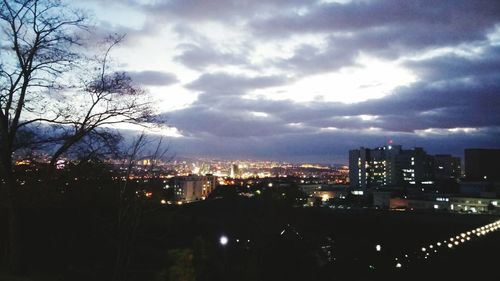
[{"x1": 394, "y1": 220, "x2": 500, "y2": 268}]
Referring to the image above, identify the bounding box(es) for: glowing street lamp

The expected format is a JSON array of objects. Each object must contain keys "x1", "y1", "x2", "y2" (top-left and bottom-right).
[{"x1": 220, "y1": 235, "x2": 228, "y2": 246}]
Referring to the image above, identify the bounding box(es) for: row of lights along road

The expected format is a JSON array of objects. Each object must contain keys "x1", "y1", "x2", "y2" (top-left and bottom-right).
[
  {"x1": 217, "y1": 220, "x2": 500, "y2": 270},
  {"x1": 393, "y1": 219, "x2": 500, "y2": 268}
]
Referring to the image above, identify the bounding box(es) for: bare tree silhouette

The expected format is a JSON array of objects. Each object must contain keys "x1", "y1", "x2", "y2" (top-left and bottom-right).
[{"x1": 0, "y1": 0, "x2": 160, "y2": 270}]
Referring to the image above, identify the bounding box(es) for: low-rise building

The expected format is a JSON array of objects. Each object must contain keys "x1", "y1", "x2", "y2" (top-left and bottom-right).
[{"x1": 378, "y1": 192, "x2": 499, "y2": 214}]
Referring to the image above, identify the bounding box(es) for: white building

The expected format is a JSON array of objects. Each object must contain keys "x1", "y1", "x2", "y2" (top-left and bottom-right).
[{"x1": 174, "y1": 175, "x2": 217, "y2": 202}]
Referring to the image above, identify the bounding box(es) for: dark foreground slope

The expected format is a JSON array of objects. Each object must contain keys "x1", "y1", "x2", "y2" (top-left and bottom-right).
[{"x1": 1, "y1": 198, "x2": 499, "y2": 281}]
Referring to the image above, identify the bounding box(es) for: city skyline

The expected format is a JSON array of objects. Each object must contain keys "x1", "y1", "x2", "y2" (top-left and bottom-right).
[{"x1": 73, "y1": 1, "x2": 499, "y2": 162}]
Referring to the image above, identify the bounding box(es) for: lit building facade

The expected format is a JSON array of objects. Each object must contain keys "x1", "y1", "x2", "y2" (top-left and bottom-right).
[
  {"x1": 349, "y1": 145, "x2": 434, "y2": 188},
  {"x1": 174, "y1": 175, "x2": 217, "y2": 202}
]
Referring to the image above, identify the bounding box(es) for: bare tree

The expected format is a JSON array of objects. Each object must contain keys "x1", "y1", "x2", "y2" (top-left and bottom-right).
[
  {"x1": 42, "y1": 34, "x2": 156, "y2": 174},
  {"x1": 0, "y1": 0, "x2": 159, "y2": 270},
  {"x1": 66, "y1": 128, "x2": 123, "y2": 164},
  {"x1": 0, "y1": 0, "x2": 85, "y2": 270}
]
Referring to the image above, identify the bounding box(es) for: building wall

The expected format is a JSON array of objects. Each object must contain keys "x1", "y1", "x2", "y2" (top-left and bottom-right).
[
  {"x1": 465, "y1": 149, "x2": 500, "y2": 181},
  {"x1": 378, "y1": 193, "x2": 498, "y2": 213},
  {"x1": 434, "y1": 154, "x2": 461, "y2": 179},
  {"x1": 349, "y1": 144, "x2": 434, "y2": 189},
  {"x1": 174, "y1": 175, "x2": 217, "y2": 202},
  {"x1": 373, "y1": 191, "x2": 392, "y2": 208},
  {"x1": 349, "y1": 149, "x2": 362, "y2": 188},
  {"x1": 389, "y1": 198, "x2": 408, "y2": 210},
  {"x1": 397, "y1": 148, "x2": 435, "y2": 187},
  {"x1": 449, "y1": 197, "x2": 498, "y2": 213}
]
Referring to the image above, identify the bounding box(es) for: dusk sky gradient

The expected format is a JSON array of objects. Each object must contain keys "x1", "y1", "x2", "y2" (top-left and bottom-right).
[{"x1": 76, "y1": 0, "x2": 500, "y2": 163}]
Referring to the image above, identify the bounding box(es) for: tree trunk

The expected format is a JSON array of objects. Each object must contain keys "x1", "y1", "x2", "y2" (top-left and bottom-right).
[
  {"x1": 6, "y1": 193, "x2": 20, "y2": 272},
  {"x1": 2, "y1": 159, "x2": 21, "y2": 272}
]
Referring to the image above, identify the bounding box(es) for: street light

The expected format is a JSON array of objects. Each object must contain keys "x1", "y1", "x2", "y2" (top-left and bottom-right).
[{"x1": 220, "y1": 235, "x2": 228, "y2": 246}]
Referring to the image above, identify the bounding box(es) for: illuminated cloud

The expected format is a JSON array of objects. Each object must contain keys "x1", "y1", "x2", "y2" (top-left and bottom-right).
[{"x1": 71, "y1": 0, "x2": 500, "y2": 162}]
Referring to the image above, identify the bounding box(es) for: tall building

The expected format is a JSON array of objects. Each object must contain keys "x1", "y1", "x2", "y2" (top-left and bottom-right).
[
  {"x1": 434, "y1": 154, "x2": 461, "y2": 179},
  {"x1": 349, "y1": 145, "x2": 400, "y2": 188},
  {"x1": 464, "y1": 149, "x2": 500, "y2": 181},
  {"x1": 230, "y1": 163, "x2": 241, "y2": 178},
  {"x1": 174, "y1": 175, "x2": 217, "y2": 202},
  {"x1": 397, "y1": 147, "x2": 435, "y2": 186},
  {"x1": 349, "y1": 144, "x2": 434, "y2": 188}
]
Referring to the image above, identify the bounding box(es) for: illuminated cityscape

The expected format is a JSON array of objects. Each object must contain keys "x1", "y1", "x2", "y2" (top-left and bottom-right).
[
  {"x1": 1, "y1": 1, "x2": 500, "y2": 281},
  {"x1": 6, "y1": 142, "x2": 499, "y2": 280}
]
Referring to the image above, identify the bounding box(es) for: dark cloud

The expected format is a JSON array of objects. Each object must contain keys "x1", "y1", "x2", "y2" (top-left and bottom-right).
[
  {"x1": 162, "y1": 105, "x2": 313, "y2": 138},
  {"x1": 406, "y1": 45, "x2": 500, "y2": 82},
  {"x1": 186, "y1": 72, "x2": 291, "y2": 96},
  {"x1": 159, "y1": 126, "x2": 500, "y2": 164},
  {"x1": 161, "y1": 73, "x2": 302, "y2": 138},
  {"x1": 275, "y1": 78, "x2": 500, "y2": 133},
  {"x1": 127, "y1": 70, "x2": 178, "y2": 86},
  {"x1": 165, "y1": 47, "x2": 500, "y2": 145},
  {"x1": 175, "y1": 43, "x2": 248, "y2": 70},
  {"x1": 253, "y1": 0, "x2": 500, "y2": 43},
  {"x1": 272, "y1": 42, "x2": 359, "y2": 75},
  {"x1": 253, "y1": 0, "x2": 500, "y2": 70},
  {"x1": 137, "y1": 0, "x2": 307, "y2": 21}
]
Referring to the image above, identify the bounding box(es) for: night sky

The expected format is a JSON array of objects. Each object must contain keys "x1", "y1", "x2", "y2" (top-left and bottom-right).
[{"x1": 77, "y1": 0, "x2": 500, "y2": 163}]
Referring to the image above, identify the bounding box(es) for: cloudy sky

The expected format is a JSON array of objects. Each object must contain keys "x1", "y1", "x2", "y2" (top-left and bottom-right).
[{"x1": 77, "y1": 0, "x2": 500, "y2": 163}]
